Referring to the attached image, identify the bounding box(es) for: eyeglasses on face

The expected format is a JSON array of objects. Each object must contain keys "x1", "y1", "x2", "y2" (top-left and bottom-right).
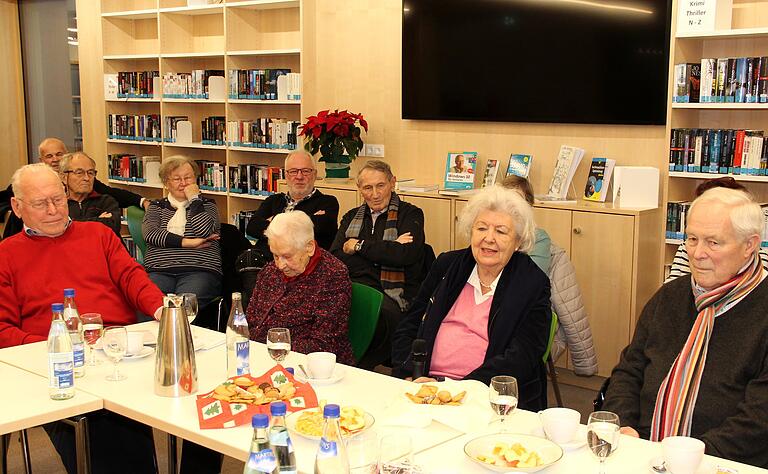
[
  {"x1": 286, "y1": 168, "x2": 314, "y2": 177},
  {"x1": 43, "y1": 151, "x2": 66, "y2": 160},
  {"x1": 169, "y1": 175, "x2": 196, "y2": 184},
  {"x1": 18, "y1": 194, "x2": 68, "y2": 211},
  {"x1": 65, "y1": 169, "x2": 97, "y2": 178}
]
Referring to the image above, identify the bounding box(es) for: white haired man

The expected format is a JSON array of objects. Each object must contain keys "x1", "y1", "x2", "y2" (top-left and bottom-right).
[{"x1": 603, "y1": 187, "x2": 768, "y2": 468}]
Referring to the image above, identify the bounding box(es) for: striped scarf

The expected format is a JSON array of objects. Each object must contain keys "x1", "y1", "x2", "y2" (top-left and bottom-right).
[
  {"x1": 650, "y1": 250, "x2": 764, "y2": 441},
  {"x1": 345, "y1": 192, "x2": 408, "y2": 311}
]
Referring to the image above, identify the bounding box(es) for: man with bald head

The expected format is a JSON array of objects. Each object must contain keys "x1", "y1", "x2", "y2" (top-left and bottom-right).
[{"x1": 246, "y1": 150, "x2": 340, "y2": 255}]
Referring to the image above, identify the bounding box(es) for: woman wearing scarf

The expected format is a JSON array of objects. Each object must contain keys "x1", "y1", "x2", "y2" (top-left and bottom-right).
[
  {"x1": 603, "y1": 187, "x2": 768, "y2": 468},
  {"x1": 142, "y1": 155, "x2": 222, "y2": 308},
  {"x1": 246, "y1": 211, "x2": 355, "y2": 364}
]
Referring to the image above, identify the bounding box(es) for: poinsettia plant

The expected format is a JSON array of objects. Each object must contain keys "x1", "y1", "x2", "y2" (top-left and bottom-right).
[{"x1": 300, "y1": 110, "x2": 369, "y2": 163}]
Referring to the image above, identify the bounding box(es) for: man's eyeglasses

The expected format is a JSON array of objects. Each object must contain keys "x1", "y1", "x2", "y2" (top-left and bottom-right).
[
  {"x1": 286, "y1": 168, "x2": 314, "y2": 177},
  {"x1": 18, "y1": 194, "x2": 68, "y2": 211},
  {"x1": 42, "y1": 151, "x2": 65, "y2": 160},
  {"x1": 169, "y1": 175, "x2": 196, "y2": 184},
  {"x1": 65, "y1": 169, "x2": 98, "y2": 178}
]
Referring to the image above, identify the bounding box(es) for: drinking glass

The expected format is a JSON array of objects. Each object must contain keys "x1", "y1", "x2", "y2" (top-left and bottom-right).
[
  {"x1": 266, "y1": 328, "x2": 291, "y2": 364},
  {"x1": 347, "y1": 431, "x2": 379, "y2": 474},
  {"x1": 181, "y1": 293, "x2": 198, "y2": 324},
  {"x1": 587, "y1": 411, "x2": 620, "y2": 474},
  {"x1": 379, "y1": 433, "x2": 414, "y2": 474},
  {"x1": 102, "y1": 326, "x2": 127, "y2": 381},
  {"x1": 489, "y1": 375, "x2": 518, "y2": 431},
  {"x1": 81, "y1": 312, "x2": 103, "y2": 366}
]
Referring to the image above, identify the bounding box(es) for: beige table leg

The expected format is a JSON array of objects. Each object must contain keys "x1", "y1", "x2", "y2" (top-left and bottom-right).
[{"x1": 167, "y1": 434, "x2": 177, "y2": 474}]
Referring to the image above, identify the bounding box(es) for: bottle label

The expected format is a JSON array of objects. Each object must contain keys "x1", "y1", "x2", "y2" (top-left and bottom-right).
[
  {"x1": 317, "y1": 438, "x2": 338, "y2": 459},
  {"x1": 72, "y1": 342, "x2": 85, "y2": 368},
  {"x1": 269, "y1": 429, "x2": 292, "y2": 448},
  {"x1": 246, "y1": 448, "x2": 277, "y2": 473},
  {"x1": 49, "y1": 352, "x2": 74, "y2": 389},
  {"x1": 236, "y1": 340, "x2": 250, "y2": 375}
]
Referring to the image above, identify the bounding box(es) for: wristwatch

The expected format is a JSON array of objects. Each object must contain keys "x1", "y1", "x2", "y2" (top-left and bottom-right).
[{"x1": 354, "y1": 240, "x2": 364, "y2": 253}]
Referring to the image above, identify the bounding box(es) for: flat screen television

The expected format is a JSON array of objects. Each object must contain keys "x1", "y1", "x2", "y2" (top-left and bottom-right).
[{"x1": 402, "y1": 0, "x2": 672, "y2": 125}]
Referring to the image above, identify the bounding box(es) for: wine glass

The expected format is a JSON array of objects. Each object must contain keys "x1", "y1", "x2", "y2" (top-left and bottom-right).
[
  {"x1": 102, "y1": 326, "x2": 127, "y2": 381},
  {"x1": 181, "y1": 293, "x2": 198, "y2": 324},
  {"x1": 266, "y1": 328, "x2": 291, "y2": 364},
  {"x1": 489, "y1": 375, "x2": 518, "y2": 432},
  {"x1": 81, "y1": 312, "x2": 103, "y2": 366},
  {"x1": 587, "y1": 411, "x2": 620, "y2": 474}
]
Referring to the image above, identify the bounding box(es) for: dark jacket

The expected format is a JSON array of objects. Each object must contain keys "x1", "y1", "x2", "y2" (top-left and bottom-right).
[
  {"x1": 603, "y1": 275, "x2": 768, "y2": 468},
  {"x1": 246, "y1": 189, "x2": 339, "y2": 252},
  {"x1": 392, "y1": 248, "x2": 551, "y2": 411},
  {"x1": 331, "y1": 198, "x2": 426, "y2": 304},
  {"x1": 68, "y1": 191, "x2": 121, "y2": 236}
]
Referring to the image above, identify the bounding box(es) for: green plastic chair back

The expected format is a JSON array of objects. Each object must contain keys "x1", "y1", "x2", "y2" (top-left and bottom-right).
[
  {"x1": 349, "y1": 282, "x2": 384, "y2": 362},
  {"x1": 126, "y1": 205, "x2": 147, "y2": 263},
  {"x1": 542, "y1": 311, "x2": 559, "y2": 363}
]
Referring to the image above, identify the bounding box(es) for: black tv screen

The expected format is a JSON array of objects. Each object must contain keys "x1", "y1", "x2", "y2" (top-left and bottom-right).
[{"x1": 402, "y1": 0, "x2": 672, "y2": 125}]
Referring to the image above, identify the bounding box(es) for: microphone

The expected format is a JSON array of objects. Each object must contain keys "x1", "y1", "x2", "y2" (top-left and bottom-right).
[{"x1": 411, "y1": 338, "x2": 428, "y2": 379}]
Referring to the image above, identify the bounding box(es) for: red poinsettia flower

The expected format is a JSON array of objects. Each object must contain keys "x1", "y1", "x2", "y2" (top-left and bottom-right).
[{"x1": 300, "y1": 109, "x2": 368, "y2": 163}]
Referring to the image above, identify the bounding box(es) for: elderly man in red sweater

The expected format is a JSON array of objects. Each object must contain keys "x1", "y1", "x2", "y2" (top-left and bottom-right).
[
  {"x1": 0, "y1": 163, "x2": 164, "y2": 348},
  {"x1": 0, "y1": 163, "x2": 163, "y2": 474}
]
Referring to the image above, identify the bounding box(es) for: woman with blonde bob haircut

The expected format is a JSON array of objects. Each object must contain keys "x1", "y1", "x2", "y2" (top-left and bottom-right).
[{"x1": 393, "y1": 185, "x2": 551, "y2": 410}]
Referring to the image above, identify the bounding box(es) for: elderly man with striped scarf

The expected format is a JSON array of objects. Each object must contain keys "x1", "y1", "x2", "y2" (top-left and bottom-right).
[{"x1": 603, "y1": 187, "x2": 768, "y2": 468}]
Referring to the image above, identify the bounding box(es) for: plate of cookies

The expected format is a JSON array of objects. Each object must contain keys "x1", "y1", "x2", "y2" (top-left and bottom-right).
[
  {"x1": 286, "y1": 403, "x2": 374, "y2": 441},
  {"x1": 404, "y1": 383, "x2": 467, "y2": 406}
]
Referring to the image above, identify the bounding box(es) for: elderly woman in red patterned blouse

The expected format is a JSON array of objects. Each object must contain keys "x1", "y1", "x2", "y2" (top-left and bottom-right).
[{"x1": 246, "y1": 211, "x2": 355, "y2": 364}]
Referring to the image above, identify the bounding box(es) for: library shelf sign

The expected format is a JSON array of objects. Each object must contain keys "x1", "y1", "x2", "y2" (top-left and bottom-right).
[{"x1": 676, "y1": 0, "x2": 732, "y2": 34}]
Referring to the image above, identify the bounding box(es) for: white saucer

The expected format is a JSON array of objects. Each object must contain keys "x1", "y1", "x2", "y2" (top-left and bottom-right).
[
  {"x1": 647, "y1": 456, "x2": 720, "y2": 474},
  {"x1": 123, "y1": 347, "x2": 154, "y2": 360},
  {"x1": 294, "y1": 366, "x2": 346, "y2": 385},
  {"x1": 531, "y1": 424, "x2": 587, "y2": 451}
]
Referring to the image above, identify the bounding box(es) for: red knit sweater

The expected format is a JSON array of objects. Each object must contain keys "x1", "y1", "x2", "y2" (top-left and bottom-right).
[
  {"x1": 246, "y1": 248, "x2": 355, "y2": 365},
  {"x1": 0, "y1": 221, "x2": 165, "y2": 348}
]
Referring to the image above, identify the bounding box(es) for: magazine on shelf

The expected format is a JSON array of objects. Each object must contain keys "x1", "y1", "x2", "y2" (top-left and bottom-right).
[
  {"x1": 398, "y1": 183, "x2": 439, "y2": 193},
  {"x1": 543, "y1": 145, "x2": 585, "y2": 200},
  {"x1": 482, "y1": 159, "x2": 500, "y2": 188},
  {"x1": 442, "y1": 152, "x2": 477, "y2": 191},
  {"x1": 505, "y1": 154, "x2": 533, "y2": 178},
  {"x1": 583, "y1": 157, "x2": 616, "y2": 202}
]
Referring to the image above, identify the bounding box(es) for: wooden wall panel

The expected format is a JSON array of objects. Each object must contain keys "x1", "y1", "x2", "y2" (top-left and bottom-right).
[{"x1": 0, "y1": 0, "x2": 27, "y2": 185}]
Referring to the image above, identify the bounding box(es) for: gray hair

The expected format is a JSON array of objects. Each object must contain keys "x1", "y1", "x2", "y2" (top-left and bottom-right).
[
  {"x1": 59, "y1": 152, "x2": 96, "y2": 174},
  {"x1": 688, "y1": 187, "x2": 763, "y2": 242},
  {"x1": 38, "y1": 137, "x2": 67, "y2": 158},
  {"x1": 356, "y1": 159, "x2": 393, "y2": 185},
  {"x1": 159, "y1": 155, "x2": 197, "y2": 183},
  {"x1": 284, "y1": 150, "x2": 316, "y2": 169},
  {"x1": 11, "y1": 163, "x2": 64, "y2": 199},
  {"x1": 264, "y1": 211, "x2": 315, "y2": 250},
  {"x1": 458, "y1": 185, "x2": 536, "y2": 253}
]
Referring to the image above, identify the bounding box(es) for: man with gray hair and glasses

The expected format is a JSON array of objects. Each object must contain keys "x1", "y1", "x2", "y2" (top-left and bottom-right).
[{"x1": 61, "y1": 151, "x2": 121, "y2": 236}]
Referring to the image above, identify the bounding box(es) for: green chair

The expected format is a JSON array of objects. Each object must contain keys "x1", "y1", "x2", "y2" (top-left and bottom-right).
[
  {"x1": 125, "y1": 205, "x2": 147, "y2": 264},
  {"x1": 544, "y1": 312, "x2": 563, "y2": 407},
  {"x1": 349, "y1": 283, "x2": 384, "y2": 362}
]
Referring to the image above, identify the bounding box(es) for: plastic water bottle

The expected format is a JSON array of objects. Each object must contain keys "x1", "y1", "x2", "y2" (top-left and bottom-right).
[
  {"x1": 63, "y1": 288, "x2": 85, "y2": 378},
  {"x1": 243, "y1": 414, "x2": 279, "y2": 474},
  {"x1": 226, "y1": 292, "x2": 250, "y2": 377},
  {"x1": 314, "y1": 404, "x2": 350, "y2": 474},
  {"x1": 269, "y1": 402, "x2": 297, "y2": 473},
  {"x1": 48, "y1": 303, "x2": 75, "y2": 400}
]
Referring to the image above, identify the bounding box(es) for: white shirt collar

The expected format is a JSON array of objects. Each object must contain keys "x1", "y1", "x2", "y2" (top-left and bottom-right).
[{"x1": 467, "y1": 264, "x2": 501, "y2": 305}]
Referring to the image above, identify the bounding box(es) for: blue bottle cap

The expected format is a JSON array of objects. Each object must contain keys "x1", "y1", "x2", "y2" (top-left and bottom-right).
[
  {"x1": 323, "y1": 404, "x2": 340, "y2": 418},
  {"x1": 252, "y1": 414, "x2": 269, "y2": 428},
  {"x1": 52, "y1": 303, "x2": 64, "y2": 312},
  {"x1": 64, "y1": 288, "x2": 75, "y2": 298},
  {"x1": 270, "y1": 401, "x2": 286, "y2": 416},
  {"x1": 286, "y1": 367, "x2": 295, "y2": 375}
]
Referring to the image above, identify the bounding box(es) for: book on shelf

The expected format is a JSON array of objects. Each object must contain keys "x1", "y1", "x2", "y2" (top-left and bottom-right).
[
  {"x1": 505, "y1": 154, "x2": 532, "y2": 178},
  {"x1": 669, "y1": 128, "x2": 768, "y2": 175},
  {"x1": 397, "y1": 183, "x2": 440, "y2": 193},
  {"x1": 163, "y1": 116, "x2": 189, "y2": 143},
  {"x1": 544, "y1": 145, "x2": 585, "y2": 200},
  {"x1": 666, "y1": 201, "x2": 691, "y2": 241},
  {"x1": 482, "y1": 159, "x2": 500, "y2": 188},
  {"x1": 107, "y1": 114, "x2": 161, "y2": 142},
  {"x1": 116, "y1": 71, "x2": 159, "y2": 99},
  {"x1": 438, "y1": 188, "x2": 480, "y2": 197},
  {"x1": 162, "y1": 70, "x2": 225, "y2": 99},
  {"x1": 442, "y1": 152, "x2": 477, "y2": 191},
  {"x1": 201, "y1": 116, "x2": 226, "y2": 146},
  {"x1": 228, "y1": 69, "x2": 300, "y2": 101},
  {"x1": 673, "y1": 63, "x2": 701, "y2": 103},
  {"x1": 689, "y1": 56, "x2": 768, "y2": 104},
  {"x1": 108, "y1": 153, "x2": 157, "y2": 183},
  {"x1": 226, "y1": 118, "x2": 300, "y2": 150},
  {"x1": 583, "y1": 157, "x2": 615, "y2": 202}
]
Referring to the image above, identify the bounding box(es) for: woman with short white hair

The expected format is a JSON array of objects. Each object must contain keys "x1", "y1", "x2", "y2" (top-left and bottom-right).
[
  {"x1": 393, "y1": 185, "x2": 551, "y2": 410},
  {"x1": 246, "y1": 211, "x2": 355, "y2": 364}
]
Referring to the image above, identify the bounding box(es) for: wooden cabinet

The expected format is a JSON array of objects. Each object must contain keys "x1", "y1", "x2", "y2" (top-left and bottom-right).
[
  {"x1": 532, "y1": 207, "x2": 572, "y2": 257},
  {"x1": 404, "y1": 195, "x2": 452, "y2": 256}
]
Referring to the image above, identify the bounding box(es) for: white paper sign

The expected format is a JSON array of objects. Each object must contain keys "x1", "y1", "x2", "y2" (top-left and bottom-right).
[
  {"x1": 677, "y1": 0, "x2": 732, "y2": 33},
  {"x1": 104, "y1": 74, "x2": 118, "y2": 100}
]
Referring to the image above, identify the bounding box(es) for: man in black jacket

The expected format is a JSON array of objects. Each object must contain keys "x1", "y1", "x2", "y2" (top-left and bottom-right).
[
  {"x1": 246, "y1": 150, "x2": 339, "y2": 254},
  {"x1": 331, "y1": 160, "x2": 426, "y2": 366},
  {"x1": 62, "y1": 152, "x2": 121, "y2": 236},
  {"x1": 1, "y1": 138, "x2": 148, "y2": 239}
]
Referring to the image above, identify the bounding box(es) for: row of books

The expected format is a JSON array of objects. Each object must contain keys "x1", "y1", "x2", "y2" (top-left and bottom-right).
[
  {"x1": 673, "y1": 57, "x2": 768, "y2": 104},
  {"x1": 107, "y1": 114, "x2": 162, "y2": 142},
  {"x1": 107, "y1": 154, "x2": 160, "y2": 184},
  {"x1": 122, "y1": 236, "x2": 142, "y2": 261},
  {"x1": 667, "y1": 201, "x2": 768, "y2": 247},
  {"x1": 162, "y1": 70, "x2": 224, "y2": 99},
  {"x1": 225, "y1": 119, "x2": 300, "y2": 150},
  {"x1": 227, "y1": 69, "x2": 301, "y2": 101},
  {"x1": 117, "y1": 71, "x2": 159, "y2": 98},
  {"x1": 163, "y1": 116, "x2": 189, "y2": 143},
  {"x1": 669, "y1": 128, "x2": 768, "y2": 175},
  {"x1": 229, "y1": 164, "x2": 284, "y2": 196},
  {"x1": 234, "y1": 210, "x2": 257, "y2": 238},
  {"x1": 201, "y1": 116, "x2": 226, "y2": 146},
  {"x1": 194, "y1": 160, "x2": 227, "y2": 191}
]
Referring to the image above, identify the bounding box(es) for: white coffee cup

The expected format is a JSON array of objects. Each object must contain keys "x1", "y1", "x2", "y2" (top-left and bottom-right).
[
  {"x1": 662, "y1": 436, "x2": 705, "y2": 474},
  {"x1": 539, "y1": 407, "x2": 581, "y2": 444},
  {"x1": 126, "y1": 331, "x2": 145, "y2": 356},
  {"x1": 307, "y1": 352, "x2": 336, "y2": 379}
]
